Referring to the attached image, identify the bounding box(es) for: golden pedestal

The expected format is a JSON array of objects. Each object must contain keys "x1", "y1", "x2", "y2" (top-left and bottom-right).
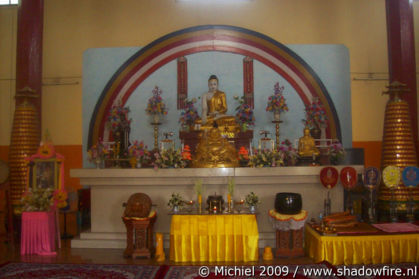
[{"x1": 378, "y1": 82, "x2": 418, "y2": 218}]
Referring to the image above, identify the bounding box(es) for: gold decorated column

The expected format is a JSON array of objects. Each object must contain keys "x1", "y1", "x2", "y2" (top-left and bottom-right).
[
  {"x1": 8, "y1": 88, "x2": 40, "y2": 206},
  {"x1": 378, "y1": 82, "x2": 418, "y2": 218}
]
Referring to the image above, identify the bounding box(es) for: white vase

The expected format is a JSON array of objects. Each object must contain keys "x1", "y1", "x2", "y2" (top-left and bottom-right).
[
  {"x1": 320, "y1": 124, "x2": 327, "y2": 146},
  {"x1": 153, "y1": 114, "x2": 160, "y2": 124},
  {"x1": 273, "y1": 111, "x2": 281, "y2": 121},
  {"x1": 136, "y1": 161, "x2": 142, "y2": 168},
  {"x1": 249, "y1": 205, "x2": 256, "y2": 213},
  {"x1": 173, "y1": 205, "x2": 180, "y2": 213}
]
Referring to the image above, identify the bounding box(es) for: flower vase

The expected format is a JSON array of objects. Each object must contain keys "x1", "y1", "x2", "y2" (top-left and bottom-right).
[
  {"x1": 95, "y1": 158, "x2": 102, "y2": 169},
  {"x1": 273, "y1": 111, "x2": 281, "y2": 121},
  {"x1": 249, "y1": 205, "x2": 256, "y2": 213},
  {"x1": 310, "y1": 125, "x2": 321, "y2": 139},
  {"x1": 136, "y1": 160, "x2": 142, "y2": 168},
  {"x1": 153, "y1": 114, "x2": 160, "y2": 124},
  {"x1": 173, "y1": 205, "x2": 180, "y2": 213},
  {"x1": 320, "y1": 124, "x2": 327, "y2": 146}
]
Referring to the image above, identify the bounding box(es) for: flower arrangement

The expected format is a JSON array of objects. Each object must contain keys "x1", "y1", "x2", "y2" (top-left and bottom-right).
[
  {"x1": 87, "y1": 140, "x2": 109, "y2": 162},
  {"x1": 179, "y1": 98, "x2": 199, "y2": 126},
  {"x1": 303, "y1": 97, "x2": 328, "y2": 128},
  {"x1": 327, "y1": 142, "x2": 345, "y2": 165},
  {"x1": 21, "y1": 188, "x2": 68, "y2": 212},
  {"x1": 107, "y1": 104, "x2": 131, "y2": 132},
  {"x1": 181, "y1": 145, "x2": 192, "y2": 160},
  {"x1": 266, "y1": 82, "x2": 289, "y2": 113},
  {"x1": 168, "y1": 193, "x2": 184, "y2": 208},
  {"x1": 128, "y1": 140, "x2": 150, "y2": 165},
  {"x1": 238, "y1": 146, "x2": 250, "y2": 166},
  {"x1": 279, "y1": 139, "x2": 299, "y2": 166},
  {"x1": 233, "y1": 96, "x2": 255, "y2": 127},
  {"x1": 248, "y1": 148, "x2": 284, "y2": 168},
  {"x1": 145, "y1": 86, "x2": 168, "y2": 116},
  {"x1": 153, "y1": 148, "x2": 188, "y2": 169},
  {"x1": 244, "y1": 192, "x2": 260, "y2": 207}
]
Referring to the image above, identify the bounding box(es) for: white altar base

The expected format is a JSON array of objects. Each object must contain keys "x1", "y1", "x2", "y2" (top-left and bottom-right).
[{"x1": 70, "y1": 166, "x2": 363, "y2": 249}]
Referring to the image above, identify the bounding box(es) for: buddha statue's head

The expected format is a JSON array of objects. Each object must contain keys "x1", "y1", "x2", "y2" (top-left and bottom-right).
[{"x1": 208, "y1": 75, "x2": 219, "y2": 93}]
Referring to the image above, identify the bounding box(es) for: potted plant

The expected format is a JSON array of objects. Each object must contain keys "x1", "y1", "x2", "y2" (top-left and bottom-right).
[
  {"x1": 21, "y1": 188, "x2": 68, "y2": 212},
  {"x1": 238, "y1": 146, "x2": 250, "y2": 167},
  {"x1": 302, "y1": 97, "x2": 328, "y2": 139},
  {"x1": 153, "y1": 148, "x2": 188, "y2": 169},
  {"x1": 145, "y1": 86, "x2": 168, "y2": 123},
  {"x1": 234, "y1": 95, "x2": 255, "y2": 131},
  {"x1": 244, "y1": 192, "x2": 260, "y2": 213},
  {"x1": 87, "y1": 140, "x2": 109, "y2": 168},
  {"x1": 168, "y1": 193, "x2": 184, "y2": 213},
  {"x1": 128, "y1": 140, "x2": 150, "y2": 168},
  {"x1": 327, "y1": 142, "x2": 345, "y2": 165},
  {"x1": 179, "y1": 98, "x2": 199, "y2": 131},
  {"x1": 266, "y1": 82, "x2": 288, "y2": 121},
  {"x1": 248, "y1": 148, "x2": 284, "y2": 168},
  {"x1": 279, "y1": 139, "x2": 299, "y2": 166}
]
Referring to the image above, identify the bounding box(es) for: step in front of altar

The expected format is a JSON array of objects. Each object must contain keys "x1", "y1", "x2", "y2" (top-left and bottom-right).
[{"x1": 71, "y1": 231, "x2": 275, "y2": 249}]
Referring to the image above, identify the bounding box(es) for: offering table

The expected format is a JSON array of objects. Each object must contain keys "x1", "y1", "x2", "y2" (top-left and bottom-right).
[
  {"x1": 305, "y1": 224, "x2": 419, "y2": 265},
  {"x1": 70, "y1": 166, "x2": 363, "y2": 249},
  {"x1": 170, "y1": 213, "x2": 258, "y2": 262}
]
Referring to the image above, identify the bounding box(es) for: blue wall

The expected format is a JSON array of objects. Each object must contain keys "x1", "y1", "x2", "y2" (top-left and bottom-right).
[{"x1": 83, "y1": 45, "x2": 351, "y2": 167}]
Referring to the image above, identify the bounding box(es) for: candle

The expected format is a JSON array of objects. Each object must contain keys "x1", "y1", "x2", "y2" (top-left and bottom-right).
[
  {"x1": 213, "y1": 206, "x2": 217, "y2": 212},
  {"x1": 227, "y1": 193, "x2": 231, "y2": 204},
  {"x1": 198, "y1": 194, "x2": 202, "y2": 204}
]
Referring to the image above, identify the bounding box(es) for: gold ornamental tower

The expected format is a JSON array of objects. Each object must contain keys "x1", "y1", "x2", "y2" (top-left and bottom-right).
[
  {"x1": 378, "y1": 82, "x2": 418, "y2": 217},
  {"x1": 8, "y1": 87, "x2": 40, "y2": 206}
]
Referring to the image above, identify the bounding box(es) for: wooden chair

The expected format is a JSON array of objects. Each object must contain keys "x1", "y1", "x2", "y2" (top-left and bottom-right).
[{"x1": 0, "y1": 160, "x2": 14, "y2": 247}]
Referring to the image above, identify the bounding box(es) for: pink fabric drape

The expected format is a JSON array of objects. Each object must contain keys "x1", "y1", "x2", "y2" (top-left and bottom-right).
[{"x1": 20, "y1": 211, "x2": 57, "y2": 255}]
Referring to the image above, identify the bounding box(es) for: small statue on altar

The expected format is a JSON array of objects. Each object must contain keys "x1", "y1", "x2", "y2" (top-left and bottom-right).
[
  {"x1": 298, "y1": 126, "x2": 320, "y2": 158},
  {"x1": 192, "y1": 122, "x2": 239, "y2": 168},
  {"x1": 196, "y1": 75, "x2": 240, "y2": 135},
  {"x1": 113, "y1": 113, "x2": 131, "y2": 158}
]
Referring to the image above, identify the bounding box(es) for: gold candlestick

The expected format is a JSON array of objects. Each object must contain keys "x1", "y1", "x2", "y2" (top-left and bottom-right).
[{"x1": 272, "y1": 120, "x2": 282, "y2": 150}]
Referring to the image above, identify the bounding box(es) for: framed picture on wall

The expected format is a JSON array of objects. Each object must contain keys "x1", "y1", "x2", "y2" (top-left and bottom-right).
[{"x1": 31, "y1": 158, "x2": 60, "y2": 190}]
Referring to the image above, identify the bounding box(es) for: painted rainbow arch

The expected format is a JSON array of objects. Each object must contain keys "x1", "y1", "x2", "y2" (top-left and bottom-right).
[{"x1": 88, "y1": 25, "x2": 341, "y2": 148}]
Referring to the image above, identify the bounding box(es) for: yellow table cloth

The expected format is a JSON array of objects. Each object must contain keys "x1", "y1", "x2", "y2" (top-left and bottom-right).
[
  {"x1": 305, "y1": 225, "x2": 419, "y2": 265},
  {"x1": 170, "y1": 214, "x2": 259, "y2": 262}
]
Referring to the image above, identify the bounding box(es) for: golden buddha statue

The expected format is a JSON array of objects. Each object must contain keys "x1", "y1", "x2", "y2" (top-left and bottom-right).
[
  {"x1": 192, "y1": 123, "x2": 239, "y2": 168},
  {"x1": 298, "y1": 126, "x2": 320, "y2": 157},
  {"x1": 196, "y1": 75, "x2": 240, "y2": 136}
]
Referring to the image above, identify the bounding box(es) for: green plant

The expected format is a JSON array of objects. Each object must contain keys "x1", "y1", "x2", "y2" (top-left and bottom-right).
[
  {"x1": 248, "y1": 149, "x2": 284, "y2": 167},
  {"x1": 244, "y1": 192, "x2": 260, "y2": 207},
  {"x1": 227, "y1": 177, "x2": 235, "y2": 196},
  {"x1": 194, "y1": 179, "x2": 203, "y2": 196},
  {"x1": 327, "y1": 142, "x2": 346, "y2": 165},
  {"x1": 21, "y1": 188, "x2": 68, "y2": 212},
  {"x1": 167, "y1": 193, "x2": 184, "y2": 208},
  {"x1": 153, "y1": 148, "x2": 188, "y2": 169}
]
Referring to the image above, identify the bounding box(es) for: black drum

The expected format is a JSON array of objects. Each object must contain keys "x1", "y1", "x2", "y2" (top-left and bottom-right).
[{"x1": 275, "y1": 193, "x2": 302, "y2": 215}]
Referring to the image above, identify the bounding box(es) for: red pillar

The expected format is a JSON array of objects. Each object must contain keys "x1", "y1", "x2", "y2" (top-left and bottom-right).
[
  {"x1": 16, "y1": 0, "x2": 43, "y2": 123},
  {"x1": 385, "y1": 0, "x2": 417, "y2": 146}
]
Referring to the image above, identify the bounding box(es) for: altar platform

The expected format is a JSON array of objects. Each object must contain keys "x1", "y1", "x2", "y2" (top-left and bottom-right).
[{"x1": 70, "y1": 166, "x2": 363, "y2": 249}]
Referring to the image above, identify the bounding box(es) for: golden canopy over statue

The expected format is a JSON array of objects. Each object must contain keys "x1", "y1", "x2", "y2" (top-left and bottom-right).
[
  {"x1": 298, "y1": 126, "x2": 320, "y2": 157},
  {"x1": 192, "y1": 123, "x2": 239, "y2": 168},
  {"x1": 196, "y1": 75, "x2": 240, "y2": 136}
]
